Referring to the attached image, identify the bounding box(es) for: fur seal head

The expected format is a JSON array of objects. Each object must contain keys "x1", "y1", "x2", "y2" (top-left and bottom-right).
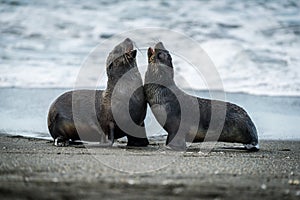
[
  {"x1": 106, "y1": 38, "x2": 137, "y2": 80},
  {"x1": 147, "y1": 42, "x2": 174, "y2": 86}
]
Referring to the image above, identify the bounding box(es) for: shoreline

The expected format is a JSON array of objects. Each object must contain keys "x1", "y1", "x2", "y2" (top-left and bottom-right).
[
  {"x1": 2, "y1": 86, "x2": 300, "y2": 97},
  {"x1": 2, "y1": 87, "x2": 300, "y2": 141},
  {"x1": 2, "y1": 132, "x2": 300, "y2": 142},
  {"x1": 0, "y1": 134, "x2": 299, "y2": 199}
]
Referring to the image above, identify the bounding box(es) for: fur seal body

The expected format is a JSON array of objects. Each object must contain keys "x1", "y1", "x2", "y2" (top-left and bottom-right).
[
  {"x1": 47, "y1": 90, "x2": 103, "y2": 146},
  {"x1": 144, "y1": 42, "x2": 259, "y2": 151},
  {"x1": 47, "y1": 38, "x2": 149, "y2": 147}
]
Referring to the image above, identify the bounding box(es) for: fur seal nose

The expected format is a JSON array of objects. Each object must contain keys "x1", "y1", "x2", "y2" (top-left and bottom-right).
[
  {"x1": 124, "y1": 38, "x2": 132, "y2": 44},
  {"x1": 154, "y1": 42, "x2": 166, "y2": 51},
  {"x1": 124, "y1": 38, "x2": 133, "y2": 52}
]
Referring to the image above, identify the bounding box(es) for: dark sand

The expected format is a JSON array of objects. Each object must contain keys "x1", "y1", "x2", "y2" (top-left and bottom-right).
[{"x1": 0, "y1": 135, "x2": 299, "y2": 200}]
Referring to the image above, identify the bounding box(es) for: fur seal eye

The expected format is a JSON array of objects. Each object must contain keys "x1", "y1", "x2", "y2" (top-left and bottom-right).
[{"x1": 108, "y1": 62, "x2": 113, "y2": 70}]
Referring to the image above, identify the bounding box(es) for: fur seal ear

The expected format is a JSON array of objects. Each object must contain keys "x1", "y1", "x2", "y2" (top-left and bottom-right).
[
  {"x1": 126, "y1": 50, "x2": 137, "y2": 58},
  {"x1": 130, "y1": 49, "x2": 137, "y2": 58},
  {"x1": 148, "y1": 47, "x2": 154, "y2": 63}
]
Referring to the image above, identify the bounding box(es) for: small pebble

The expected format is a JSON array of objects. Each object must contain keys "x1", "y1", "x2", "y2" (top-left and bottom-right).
[
  {"x1": 284, "y1": 189, "x2": 290, "y2": 195},
  {"x1": 127, "y1": 179, "x2": 135, "y2": 185},
  {"x1": 281, "y1": 148, "x2": 291, "y2": 151},
  {"x1": 52, "y1": 178, "x2": 59, "y2": 183},
  {"x1": 261, "y1": 184, "x2": 267, "y2": 190},
  {"x1": 198, "y1": 151, "x2": 209, "y2": 156},
  {"x1": 162, "y1": 180, "x2": 172, "y2": 185},
  {"x1": 173, "y1": 187, "x2": 184, "y2": 194}
]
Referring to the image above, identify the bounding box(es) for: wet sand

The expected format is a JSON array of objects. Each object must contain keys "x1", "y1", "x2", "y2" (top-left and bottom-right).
[{"x1": 0, "y1": 134, "x2": 299, "y2": 199}]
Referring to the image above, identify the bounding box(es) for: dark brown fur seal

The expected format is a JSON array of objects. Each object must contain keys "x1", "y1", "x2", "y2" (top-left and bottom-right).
[
  {"x1": 47, "y1": 38, "x2": 149, "y2": 147},
  {"x1": 144, "y1": 42, "x2": 259, "y2": 151}
]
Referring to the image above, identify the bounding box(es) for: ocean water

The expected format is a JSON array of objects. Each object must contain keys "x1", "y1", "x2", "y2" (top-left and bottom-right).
[
  {"x1": 0, "y1": 0, "x2": 300, "y2": 140},
  {"x1": 0, "y1": 88, "x2": 299, "y2": 141}
]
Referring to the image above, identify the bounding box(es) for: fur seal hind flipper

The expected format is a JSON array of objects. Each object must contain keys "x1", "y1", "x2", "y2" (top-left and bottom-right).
[
  {"x1": 217, "y1": 144, "x2": 260, "y2": 152},
  {"x1": 218, "y1": 144, "x2": 259, "y2": 152},
  {"x1": 54, "y1": 137, "x2": 70, "y2": 147},
  {"x1": 243, "y1": 143, "x2": 260, "y2": 151}
]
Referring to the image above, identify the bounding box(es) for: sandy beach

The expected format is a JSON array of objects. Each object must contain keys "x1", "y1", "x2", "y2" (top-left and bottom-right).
[{"x1": 0, "y1": 134, "x2": 299, "y2": 199}]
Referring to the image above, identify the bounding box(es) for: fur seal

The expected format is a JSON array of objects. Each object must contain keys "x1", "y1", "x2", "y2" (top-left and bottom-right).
[
  {"x1": 47, "y1": 38, "x2": 149, "y2": 147},
  {"x1": 144, "y1": 42, "x2": 259, "y2": 151}
]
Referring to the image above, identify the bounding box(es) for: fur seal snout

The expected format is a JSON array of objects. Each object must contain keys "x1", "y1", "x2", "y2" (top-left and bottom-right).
[{"x1": 144, "y1": 42, "x2": 259, "y2": 151}]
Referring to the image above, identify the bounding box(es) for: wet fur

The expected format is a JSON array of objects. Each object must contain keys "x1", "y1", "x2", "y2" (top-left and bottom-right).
[
  {"x1": 48, "y1": 38, "x2": 149, "y2": 147},
  {"x1": 144, "y1": 42, "x2": 259, "y2": 151}
]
